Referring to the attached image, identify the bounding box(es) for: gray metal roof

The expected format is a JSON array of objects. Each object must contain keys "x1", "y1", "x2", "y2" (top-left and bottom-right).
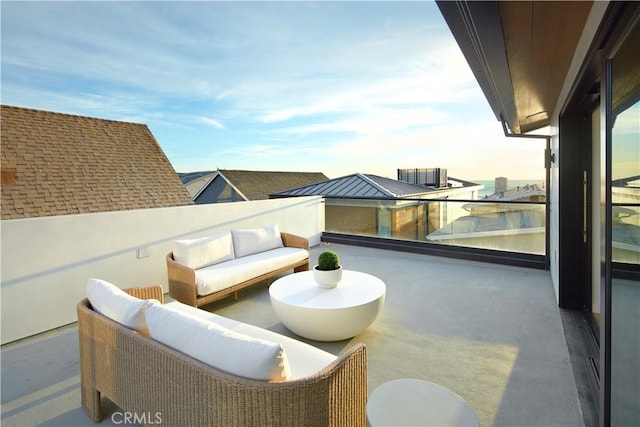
[
  {"x1": 365, "y1": 175, "x2": 435, "y2": 197},
  {"x1": 272, "y1": 173, "x2": 437, "y2": 198},
  {"x1": 612, "y1": 175, "x2": 640, "y2": 188},
  {"x1": 482, "y1": 183, "x2": 545, "y2": 201},
  {"x1": 178, "y1": 171, "x2": 215, "y2": 184},
  {"x1": 273, "y1": 173, "x2": 482, "y2": 199}
]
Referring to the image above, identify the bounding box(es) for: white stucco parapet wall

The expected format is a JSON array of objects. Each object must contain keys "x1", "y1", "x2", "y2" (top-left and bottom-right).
[{"x1": 0, "y1": 196, "x2": 324, "y2": 344}]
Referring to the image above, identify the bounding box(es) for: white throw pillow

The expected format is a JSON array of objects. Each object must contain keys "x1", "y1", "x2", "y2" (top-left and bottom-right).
[
  {"x1": 145, "y1": 301, "x2": 291, "y2": 382},
  {"x1": 231, "y1": 224, "x2": 284, "y2": 258},
  {"x1": 172, "y1": 231, "x2": 235, "y2": 269},
  {"x1": 86, "y1": 278, "x2": 155, "y2": 334}
]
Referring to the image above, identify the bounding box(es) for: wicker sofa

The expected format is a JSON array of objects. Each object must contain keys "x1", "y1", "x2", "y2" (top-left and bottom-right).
[
  {"x1": 78, "y1": 283, "x2": 368, "y2": 426},
  {"x1": 167, "y1": 225, "x2": 309, "y2": 307}
]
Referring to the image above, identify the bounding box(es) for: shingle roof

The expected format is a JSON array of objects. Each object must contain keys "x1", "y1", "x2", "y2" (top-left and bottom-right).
[
  {"x1": 181, "y1": 169, "x2": 330, "y2": 201},
  {"x1": 220, "y1": 170, "x2": 329, "y2": 200},
  {"x1": 1, "y1": 105, "x2": 193, "y2": 219}
]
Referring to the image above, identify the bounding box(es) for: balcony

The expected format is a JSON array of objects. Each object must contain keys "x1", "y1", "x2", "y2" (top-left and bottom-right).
[{"x1": 2, "y1": 240, "x2": 588, "y2": 426}]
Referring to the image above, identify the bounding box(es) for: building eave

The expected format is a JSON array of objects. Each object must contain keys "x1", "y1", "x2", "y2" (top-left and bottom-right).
[{"x1": 437, "y1": 0, "x2": 593, "y2": 134}]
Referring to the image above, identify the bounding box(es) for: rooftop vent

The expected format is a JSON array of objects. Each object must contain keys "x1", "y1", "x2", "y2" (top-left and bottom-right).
[{"x1": 397, "y1": 168, "x2": 448, "y2": 188}]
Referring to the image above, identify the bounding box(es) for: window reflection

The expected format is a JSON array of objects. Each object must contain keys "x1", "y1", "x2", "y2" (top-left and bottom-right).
[
  {"x1": 609, "y1": 21, "x2": 640, "y2": 426},
  {"x1": 611, "y1": 101, "x2": 640, "y2": 265}
]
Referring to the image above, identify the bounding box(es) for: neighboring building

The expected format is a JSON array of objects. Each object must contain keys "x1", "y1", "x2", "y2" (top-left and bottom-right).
[
  {"x1": 0, "y1": 105, "x2": 193, "y2": 220},
  {"x1": 437, "y1": 2, "x2": 639, "y2": 424},
  {"x1": 271, "y1": 172, "x2": 483, "y2": 240},
  {"x1": 483, "y1": 183, "x2": 546, "y2": 202},
  {"x1": 179, "y1": 169, "x2": 329, "y2": 203}
]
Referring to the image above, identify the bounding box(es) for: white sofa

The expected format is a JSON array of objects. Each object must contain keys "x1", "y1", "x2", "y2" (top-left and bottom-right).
[
  {"x1": 79, "y1": 279, "x2": 368, "y2": 426},
  {"x1": 166, "y1": 224, "x2": 309, "y2": 307}
]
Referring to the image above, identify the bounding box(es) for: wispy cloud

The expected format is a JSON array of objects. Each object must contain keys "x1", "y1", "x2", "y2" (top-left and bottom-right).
[
  {"x1": 1, "y1": 1, "x2": 544, "y2": 179},
  {"x1": 218, "y1": 143, "x2": 295, "y2": 159},
  {"x1": 198, "y1": 117, "x2": 225, "y2": 130}
]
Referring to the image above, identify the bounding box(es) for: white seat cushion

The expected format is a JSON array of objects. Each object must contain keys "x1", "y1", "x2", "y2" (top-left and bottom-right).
[
  {"x1": 145, "y1": 301, "x2": 291, "y2": 381},
  {"x1": 231, "y1": 224, "x2": 283, "y2": 258},
  {"x1": 86, "y1": 278, "x2": 156, "y2": 334},
  {"x1": 195, "y1": 247, "x2": 308, "y2": 297},
  {"x1": 172, "y1": 231, "x2": 235, "y2": 270},
  {"x1": 165, "y1": 301, "x2": 336, "y2": 380}
]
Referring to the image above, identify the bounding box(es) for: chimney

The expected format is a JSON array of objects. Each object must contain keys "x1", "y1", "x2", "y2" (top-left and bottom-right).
[{"x1": 495, "y1": 177, "x2": 508, "y2": 193}]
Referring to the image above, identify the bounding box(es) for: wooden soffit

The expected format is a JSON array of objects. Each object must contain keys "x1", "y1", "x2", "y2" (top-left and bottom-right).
[
  {"x1": 499, "y1": 1, "x2": 593, "y2": 133},
  {"x1": 437, "y1": 1, "x2": 593, "y2": 134}
]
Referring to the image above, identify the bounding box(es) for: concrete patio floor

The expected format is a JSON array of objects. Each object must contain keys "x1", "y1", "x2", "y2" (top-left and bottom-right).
[{"x1": 1, "y1": 243, "x2": 586, "y2": 426}]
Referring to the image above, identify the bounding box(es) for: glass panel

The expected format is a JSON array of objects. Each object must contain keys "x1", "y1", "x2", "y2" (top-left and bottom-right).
[
  {"x1": 610, "y1": 21, "x2": 640, "y2": 426},
  {"x1": 325, "y1": 198, "x2": 545, "y2": 255},
  {"x1": 427, "y1": 200, "x2": 545, "y2": 254}
]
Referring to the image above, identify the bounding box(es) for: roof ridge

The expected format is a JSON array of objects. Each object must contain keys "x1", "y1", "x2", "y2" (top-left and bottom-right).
[
  {"x1": 0, "y1": 104, "x2": 145, "y2": 126},
  {"x1": 357, "y1": 173, "x2": 395, "y2": 197},
  {"x1": 365, "y1": 173, "x2": 439, "y2": 197}
]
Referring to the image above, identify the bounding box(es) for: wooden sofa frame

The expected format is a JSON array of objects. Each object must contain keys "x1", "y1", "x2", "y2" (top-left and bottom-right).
[
  {"x1": 77, "y1": 285, "x2": 368, "y2": 426},
  {"x1": 166, "y1": 232, "x2": 310, "y2": 307}
]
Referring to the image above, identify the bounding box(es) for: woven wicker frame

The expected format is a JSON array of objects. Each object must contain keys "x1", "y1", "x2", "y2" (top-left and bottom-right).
[
  {"x1": 77, "y1": 285, "x2": 367, "y2": 426},
  {"x1": 166, "y1": 232, "x2": 310, "y2": 307}
]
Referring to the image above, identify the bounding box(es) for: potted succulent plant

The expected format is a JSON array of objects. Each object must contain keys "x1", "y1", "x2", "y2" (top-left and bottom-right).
[{"x1": 313, "y1": 250, "x2": 342, "y2": 288}]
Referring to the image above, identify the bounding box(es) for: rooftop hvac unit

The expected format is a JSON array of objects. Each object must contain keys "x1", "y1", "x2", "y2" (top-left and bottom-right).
[{"x1": 397, "y1": 168, "x2": 448, "y2": 188}]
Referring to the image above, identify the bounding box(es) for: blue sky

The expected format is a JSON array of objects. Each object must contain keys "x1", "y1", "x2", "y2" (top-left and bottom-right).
[{"x1": 2, "y1": 1, "x2": 546, "y2": 180}]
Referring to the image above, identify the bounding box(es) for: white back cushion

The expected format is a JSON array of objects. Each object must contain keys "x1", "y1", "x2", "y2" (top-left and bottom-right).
[
  {"x1": 231, "y1": 224, "x2": 284, "y2": 258},
  {"x1": 145, "y1": 301, "x2": 291, "y2": 382},
  {"x1": 172, "y1": 231, "x2": 235, "y2": 269},
  {"x1": 165, "y1": 301, "x2": 336, "y2": 380},
  {"x1": 86, "y1": 278, "x2": 154, "y2": 334}
]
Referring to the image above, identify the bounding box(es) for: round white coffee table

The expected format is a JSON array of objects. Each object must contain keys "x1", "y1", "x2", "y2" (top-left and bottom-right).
[
  {"x1": 269, "y1": 270, "x2": 386, "y2": 341},
  {"x1": 367, "y1": 379, "x2": 479, "y2": 426}
]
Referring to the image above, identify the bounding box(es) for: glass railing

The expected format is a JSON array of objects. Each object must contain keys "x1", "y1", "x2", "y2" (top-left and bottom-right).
[{"x1": 324, "y1": 197, "x2": 546, "y2": 255}]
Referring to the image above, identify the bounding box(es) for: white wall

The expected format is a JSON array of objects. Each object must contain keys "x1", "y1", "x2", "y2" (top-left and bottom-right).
[{"x1": 1, "y1": 196, "x2": 324, "y2": 344}]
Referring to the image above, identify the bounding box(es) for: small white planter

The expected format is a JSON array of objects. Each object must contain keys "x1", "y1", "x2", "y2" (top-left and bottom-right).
[{"x1": 313, "y1": 265, "x2": 343, "y2": 288}]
